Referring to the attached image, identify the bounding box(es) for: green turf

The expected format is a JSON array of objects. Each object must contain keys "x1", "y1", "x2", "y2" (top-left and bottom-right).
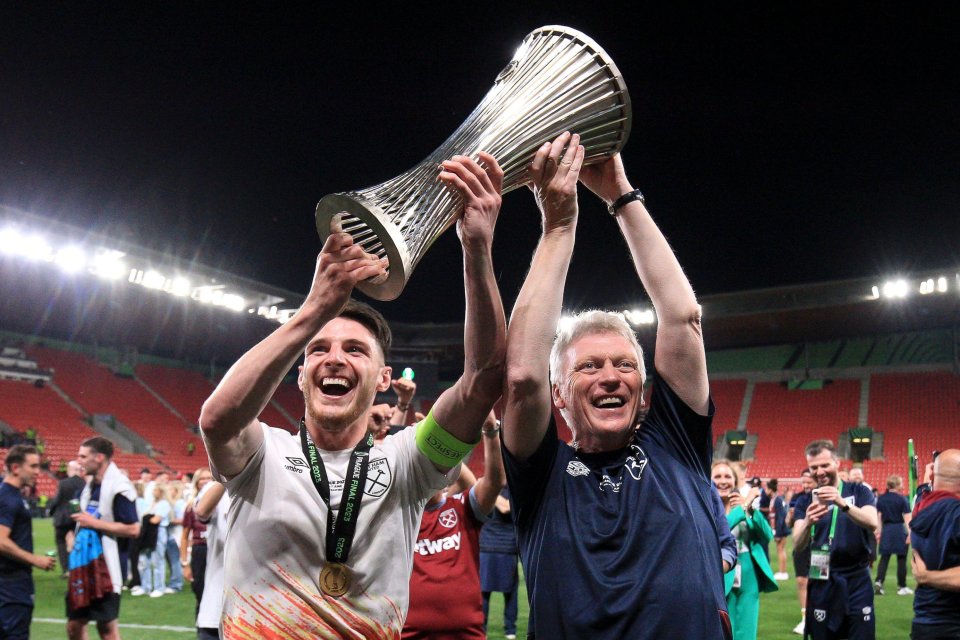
[{"x1": 29, "y1": 519, "x2": 916, "y2": 639}]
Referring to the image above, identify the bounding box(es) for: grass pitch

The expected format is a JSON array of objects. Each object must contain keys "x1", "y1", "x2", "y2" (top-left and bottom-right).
[{"x1": 29, "y1": 519, "x2": 915, "y2": 639}]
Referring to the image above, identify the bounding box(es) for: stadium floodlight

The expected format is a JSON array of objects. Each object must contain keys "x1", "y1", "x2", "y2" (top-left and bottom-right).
[
  {"x1": 170, "y1": 277, "x2": 191, "y2": 297},
  {"x1": 221, "y1": 293, "x2": 246, "y2": 312},
  {"x1": 623, "y1": 308, "x2": 656, "y2": 326},
  {"x1": 937, "y1": 277, "x2": 948, "y2": 293},
  {"x1": 920, "y1": 279, "x2": 934, "y2": 295},
  {"x1": 23, "y1": 234, "x2": 53, "y2": 262},
  {"x1": 142, "y1": 270, "x2": 167, "y2": 290},
  {"x1": 91, "y1": 250, "x2": 126, "y2": 279},
  {"x1": 881, "y1": 279, "x2": 909, "y2": 299},
  {"x1": 0, "y1": 227, "x2": 22, "y2": 255},
  {"x1": 54, "y1": 246, "x2": 86, "y2": 274}
]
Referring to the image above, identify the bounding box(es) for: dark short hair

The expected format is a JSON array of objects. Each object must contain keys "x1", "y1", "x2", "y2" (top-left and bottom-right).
[
  {"x1": 338, "y1": 299, "x2": 392, "y2": 358},
  {"x1": 81, "y1": 436, "x2": 115, "y2": 459},
  {"x1": 800, "y1": 469, "x2": 812, "y2": 477},
  {"x1": 805, "y1": 439, "x2": 836, "y2": 459},
  {"x1": 5, "y1": 445, "x2": 39, "y2": 471},
  {"x1": 767, "y1": 478, "x2": 778, "y2": 492},
  {"x1": 140, "y1": 467, "x2": 151, "y2": 474}
]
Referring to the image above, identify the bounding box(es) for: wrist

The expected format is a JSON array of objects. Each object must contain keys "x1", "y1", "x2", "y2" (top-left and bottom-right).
[
  {"x1": 482, "y1": 422, "x2": 501, "y2": 437},
  {"x1": 600, "y1": 181, "x2": 635, "y2": 206},
  {"x1": 396, "y1": 401, "x2": 411, "y2": 412}
]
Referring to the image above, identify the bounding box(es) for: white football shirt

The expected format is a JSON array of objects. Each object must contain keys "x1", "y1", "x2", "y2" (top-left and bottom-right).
[{"x1": 214, "y1": 423, "x2": 452, "y2": 639}]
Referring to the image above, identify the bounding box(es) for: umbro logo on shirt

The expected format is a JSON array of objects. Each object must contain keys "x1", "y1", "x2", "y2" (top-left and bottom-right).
[{"x1": 284, "y1": 457, "x2": 309, "y2": 474}]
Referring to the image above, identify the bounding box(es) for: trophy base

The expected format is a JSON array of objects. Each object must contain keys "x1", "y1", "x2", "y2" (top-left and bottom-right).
[{"x1": 315, "y1": 193, "x2": 411, "y2": 301}]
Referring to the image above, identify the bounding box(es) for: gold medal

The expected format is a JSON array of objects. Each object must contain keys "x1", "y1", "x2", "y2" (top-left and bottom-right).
[{"x1": 319, "y1": 562, "x2": 351, "y2": 598}]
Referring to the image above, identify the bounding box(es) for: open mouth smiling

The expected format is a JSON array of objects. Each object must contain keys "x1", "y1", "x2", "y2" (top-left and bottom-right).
[
  {"x1": 320, "y1": 376, "x2": 354, "y2": 397},
  {"x1": 592, "y1": 395, "x2": 625, "y2": 409}
]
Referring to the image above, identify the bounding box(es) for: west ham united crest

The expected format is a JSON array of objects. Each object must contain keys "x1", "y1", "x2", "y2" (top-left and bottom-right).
[
  {"x1": 438, "y1": 508, "x2": 458, "y2": 528},
  {"x1": 364, "y1": 458, "x2": 391, "y2": 497}
]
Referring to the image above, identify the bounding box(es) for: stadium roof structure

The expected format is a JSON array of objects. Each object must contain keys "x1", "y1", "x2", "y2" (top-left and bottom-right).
[{"x1": 1, "y1": 205, "x2": 958, "y2": 368}]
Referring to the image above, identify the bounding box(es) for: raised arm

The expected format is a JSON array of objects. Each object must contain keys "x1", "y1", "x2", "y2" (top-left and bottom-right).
[
  {"x1": 503, "y1": 132, "x2": 584, "y2": 460},
  {"x1": 580, "y1": 155, "x2": 708, "y2": 413},
  {"x1": 390, "y1": 377, "x2": 416, "y2": 425},
  {"x1": 427, "y1": 153, "x2": 507, "y2": 468},
  {"x1": 472, "y1": 413, "x2": 507, "y2": 514},
  {"x1": 199, "y1": 231, "x2": 386, "y2": 477}
]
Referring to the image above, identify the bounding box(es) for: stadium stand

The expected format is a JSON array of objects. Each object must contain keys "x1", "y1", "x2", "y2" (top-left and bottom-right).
[
  {"x1": 710, "y1": 379, "x2": 748, "y2": 433},
  {"x1": 862, "y1": 371, "x2": 960, "y2": 485},
  {"x1": 742, "y1": 379, "x2": 862, "y2": 481},
  {"x1": 0, "y1": 378, "x2": 93, "y2": 496},
  {"x1": 269, "y1": 381, "x2": 305, "y2": 430},
  {"x1": 26, "y1": 344, "x2": 200, "y2": 475}
]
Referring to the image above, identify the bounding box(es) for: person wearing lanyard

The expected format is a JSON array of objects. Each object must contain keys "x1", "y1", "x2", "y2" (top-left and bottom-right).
[
  {"x1": 200, "y1": 152, "x2": 507, "y2": 637},
  {"x1": 793, "y1": 440, "x2": 878, "y2": 640},
  {"x1": 712, "y1": 460, "x2": 778, "y2": 640}
]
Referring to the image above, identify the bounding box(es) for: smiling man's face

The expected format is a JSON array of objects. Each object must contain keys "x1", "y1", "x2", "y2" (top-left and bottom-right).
[
  {"x1": 299, "y1": 317, "x2": 391, "y2": 436},
  {"x1": 553, "y1": 332, "x2": 644, "y2": 450}
]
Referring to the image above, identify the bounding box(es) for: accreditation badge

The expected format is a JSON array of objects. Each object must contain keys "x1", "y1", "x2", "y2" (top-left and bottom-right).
[
  {"x1": 733, "y1": 563, "x2": 742, "y2": 589},
  {"x1": 809, "y1": 547, "x2": 831, "y2": 581}
]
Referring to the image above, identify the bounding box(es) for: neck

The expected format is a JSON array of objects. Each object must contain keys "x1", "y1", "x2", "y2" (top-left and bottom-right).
[
  {"x1": 94, "y1": 462, "x2": 109, "y2": 483},
  {"x1": 3, "y1": 476, "x2": 22, "y2": 489},
  {"x1": 306, "y1": 418, "x2": 368, "y2": 451},
  {"x1": 575, "y1": 429, "x2": 633, "y2": 454}
]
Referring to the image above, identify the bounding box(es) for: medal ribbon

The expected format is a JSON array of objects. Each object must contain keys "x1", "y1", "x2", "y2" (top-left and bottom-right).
[
  {"x1": 811, "y1": 480, "x2": 844, "y2": 549},
  {"x1": 299, "y1": 420, "x2": 374, "y2": 564}
]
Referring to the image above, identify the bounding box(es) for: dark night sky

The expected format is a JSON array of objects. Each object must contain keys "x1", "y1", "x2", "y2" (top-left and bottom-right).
[{"x1": 2, "y1": 3, "x2": 958, "y2": 323}]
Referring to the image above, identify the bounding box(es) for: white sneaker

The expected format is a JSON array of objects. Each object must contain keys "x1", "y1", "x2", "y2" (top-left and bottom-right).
[
  {"x1": 897, "y1": 587, "x2": 914, "y2": 595},
  {"x1": 129, "y1": 586, "x2": 145, "y2": 596},
  {"x1": 149, "y1": 590, "x2": 164, "y2": 598},
  {"x1": 162, "y1": 587, "x2": 176, "y2": 594},
  {"x1": 774, "y1": 572, "x2": 790, "y2": 581},
  {"x1": 792, "y1": 620, "x2": 805, "y2": 635},
  {"x1": 506, "y1": 636, "x2": 517, "y2": 640}
]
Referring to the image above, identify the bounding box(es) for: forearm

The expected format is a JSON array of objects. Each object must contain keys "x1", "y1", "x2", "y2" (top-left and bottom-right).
[
  {"x1": 89, "y1": 519, "x2": 140, "y2": 539},
  {"x1": 200, "y1": 309, "x2": 329, "y2": 440},
  {"x1": 432, "y1": 242, "x2": 505, "y2": 441},
  {"x1": 918, "y1": 565, "x2": 960, "y2": 591},
  {"x1": 845, "y1": 505, "x2": 878, "y2": 532},
  {"x1": 503, "y1": 229, "x2": 575, "y2": 457},
  {"x1": 616, "y1": 200, "x2": 699, "y2": 325},
  {"x1": 482, "y1": 430, "x2": 506, "y2": 491},
  {"x1": 793, "y1": 519, "x2": 812, "y2": 551},
  {"x1": 617, "y1": 200, "x2": 707, "y2": 410},
  {"x1": 194, "y1": 483, "x2": 226, "y2": 521},
  {"x1": 473, "y1": 429, "x2": 506, "y2": 513},
  {"x1": 0, "y1": 537, "x2": 38, "y2": 567},
  {"x1": 180, "y1": 529, "x2": 191, "y2": 563}
]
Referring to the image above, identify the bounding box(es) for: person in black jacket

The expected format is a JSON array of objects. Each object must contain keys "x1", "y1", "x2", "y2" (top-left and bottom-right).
[{"x1": 47, "y1": 460, "x2": 85, "y2": 575}]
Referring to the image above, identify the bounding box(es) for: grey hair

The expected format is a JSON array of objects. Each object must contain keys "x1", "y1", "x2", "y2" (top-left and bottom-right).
[{"x1": 549, "y1": 309, "x2": 647, "y2": 387}]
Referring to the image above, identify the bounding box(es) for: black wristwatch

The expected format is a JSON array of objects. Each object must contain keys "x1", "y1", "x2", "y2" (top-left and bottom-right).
[
  {"x1": 840, "y1": 502, "x2": 851, "y2": 513},
  {"x1": 607, "y1": 189, "x2": 645, "y2": 216}
]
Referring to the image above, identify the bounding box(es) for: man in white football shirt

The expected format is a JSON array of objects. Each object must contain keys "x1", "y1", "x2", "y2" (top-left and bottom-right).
[{"x1": 200, "y1": 152, "x2": 506, "y2": 638}]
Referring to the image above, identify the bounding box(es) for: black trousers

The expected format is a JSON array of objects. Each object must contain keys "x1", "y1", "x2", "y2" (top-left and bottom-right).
[
  {"x1": 191, "y1": 544, "x2": 208, "y2": 616},
  {"x1": 127, "y1": 537, "x2": 142, "y2": 587},
  {"x1": 875, "y1": 553, "x2": 907, "y2": 588},
  {"x1": 55, "y1": 524, "x2": 73, "y2": 573}
]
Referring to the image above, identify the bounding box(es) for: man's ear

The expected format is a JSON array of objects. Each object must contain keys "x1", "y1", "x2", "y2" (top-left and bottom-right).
[
  {"x1": 377, "y1": 366, "x2": 393, "y2": 393},
  {"x1": 552, "y1": 383, "x2": 565, "y2": 410},
  {"x1": 297, "y1": 365, "x2": 305, "y2": 391}
]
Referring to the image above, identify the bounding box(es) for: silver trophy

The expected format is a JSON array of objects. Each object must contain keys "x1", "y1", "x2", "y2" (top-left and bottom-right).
[{"x1": 316, "y1": 25, "x2": 632, "y2": 300}]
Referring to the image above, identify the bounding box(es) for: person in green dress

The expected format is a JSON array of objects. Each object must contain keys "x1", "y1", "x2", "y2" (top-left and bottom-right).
[{"x1": 712, "y1": 460, "x2": 779, "y2": 640}]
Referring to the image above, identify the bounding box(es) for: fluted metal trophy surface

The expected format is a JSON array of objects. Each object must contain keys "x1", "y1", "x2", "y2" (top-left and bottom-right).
[{"x1": 316, "y1": 25, "x2": 631, "y2": 300}]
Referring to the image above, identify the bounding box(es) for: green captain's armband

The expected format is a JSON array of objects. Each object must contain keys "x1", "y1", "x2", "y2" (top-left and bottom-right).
[{"x1": 415, "y1": 410, "x2": 476, "y2": 468}]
